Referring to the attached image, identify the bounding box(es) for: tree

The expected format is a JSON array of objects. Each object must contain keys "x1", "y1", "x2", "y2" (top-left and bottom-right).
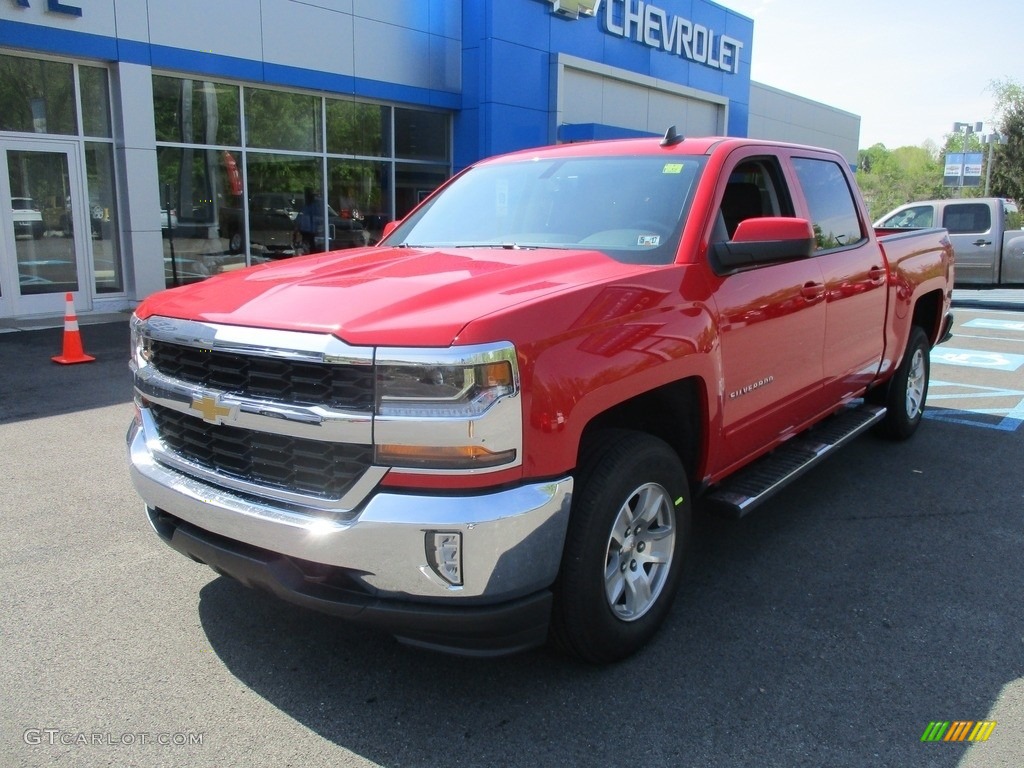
[
  {"x1": 987, "y1": 78, "x2": 1024, "y2": 202},
  {"x1": 856, "y1": 143, "x2": 944, "y2": 219}
]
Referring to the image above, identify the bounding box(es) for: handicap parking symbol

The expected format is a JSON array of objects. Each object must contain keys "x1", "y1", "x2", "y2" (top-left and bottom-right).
[{"x1": 931, "y1": 347, "x2": 1024, "y2": 371}]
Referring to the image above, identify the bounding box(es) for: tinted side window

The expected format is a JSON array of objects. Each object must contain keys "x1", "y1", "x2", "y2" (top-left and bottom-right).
[
  {"x1": 792, "y1": 158, "x2": 864, "y2": 251},
  {"x1": 942, "y1": 203, "x2": 991, "y2": 234}
]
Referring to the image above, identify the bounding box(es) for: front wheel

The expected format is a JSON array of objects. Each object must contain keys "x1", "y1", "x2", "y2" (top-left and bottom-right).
[
  {"x1": 551, "y1": 430, "x2": 691, "y2": 664},
  {"x1": 874, "y1": 325, "x2": 930, "y2": 440}
]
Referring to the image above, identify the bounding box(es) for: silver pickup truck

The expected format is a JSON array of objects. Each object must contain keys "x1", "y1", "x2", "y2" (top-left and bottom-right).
[{"x1": 875, "y1": 197, "x2": 1023, "y2": 286}]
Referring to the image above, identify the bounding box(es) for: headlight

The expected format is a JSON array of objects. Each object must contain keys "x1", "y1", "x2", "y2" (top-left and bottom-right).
[
  {"x1": 129, "y1": 315, "x2": 153, "y2": 370},
  {"x1": 374, "y1": 343, "x2": 521, "y2": 471},
  {"x1": 377, "y1": 359, "x2": 515, "y2": 418}
]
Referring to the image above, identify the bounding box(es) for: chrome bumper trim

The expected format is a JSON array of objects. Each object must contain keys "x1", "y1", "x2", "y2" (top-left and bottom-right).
[{"x1": 129, "y1": 420, "x2": 573, "y2": 600}]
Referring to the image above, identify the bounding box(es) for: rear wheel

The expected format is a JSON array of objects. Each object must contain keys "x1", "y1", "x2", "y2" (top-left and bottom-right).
[
  {"x1": 875, "y1": 325, "x2": 930, "y2": 440},
  {"x1": 551, "y1": 430, "x2": 691, "y2": 664}
]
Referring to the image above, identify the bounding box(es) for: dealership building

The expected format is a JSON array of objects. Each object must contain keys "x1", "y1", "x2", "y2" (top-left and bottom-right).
[{"x1": 0, "y1": 0, "x2": 859, "y2": 324}]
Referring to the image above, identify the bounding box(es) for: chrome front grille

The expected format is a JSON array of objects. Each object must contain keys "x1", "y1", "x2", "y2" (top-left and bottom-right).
[
  {"x1": 150, "y1": 403, "x2": 373, "y2": 500},
  {"x1": 132, "y1": 316, "x2": 383, "y2": 512},
  {"x1": 149, "y1": 339, "x2": 374, "y2": 410}
]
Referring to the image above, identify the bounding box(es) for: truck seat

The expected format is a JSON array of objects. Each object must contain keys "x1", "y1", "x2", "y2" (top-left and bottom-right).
[{"x1": 720, "y1": 182, "x2": 764, "y2": 238}]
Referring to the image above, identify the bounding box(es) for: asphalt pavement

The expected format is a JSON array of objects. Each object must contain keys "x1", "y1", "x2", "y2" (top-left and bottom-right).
[{"x1": 1, "y1": 311, "x2": 1021, "y2": 768}]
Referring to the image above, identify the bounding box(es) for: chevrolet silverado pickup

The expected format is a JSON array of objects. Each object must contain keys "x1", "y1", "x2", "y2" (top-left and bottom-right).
[
  {"x1": 876, "y1": 197, "x2": 1021, "y2": 286},
  {"x1": 128, "y1": 132, "x2": 954, "y2": 663}
]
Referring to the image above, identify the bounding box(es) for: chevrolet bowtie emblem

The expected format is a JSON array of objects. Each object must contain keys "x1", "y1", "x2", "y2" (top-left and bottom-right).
[
  {"x1": 191, "y1": 395, "x2": 232, "y2": 424},
  {"x1": 546, "y1": 0, "x2": 601, "y2": 20}
]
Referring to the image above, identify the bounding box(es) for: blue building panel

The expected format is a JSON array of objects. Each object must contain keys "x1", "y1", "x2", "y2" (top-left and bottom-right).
[
  {"x1": 0, "y1": 18, "x2": 118, "y2": 60},
  {"x1": 461, "y1": 46, "x2": 482, "y2": 104},
  {"x1": 486, "y1": 39, "x2": 551, "y2": 111},
  {"x1": 457, "y1": 0, "x2": 755, "y2": 165},
  {"x1": 461, "y1": 1, "x2": 487, "y2": 47},
  {"x1": 559, "y1": 123, "x2": 658, "y2": 142},
  {"x1": 484, "y1": 102, "x2": 551, "y2": 157},
  {"x1": 486, "y1": 0, "x2": 552, "y2": 50},
  {"x1": 549, "y1": 12, "x2": 606, "y2": 62},
  {"x1": 726, "y1": 99, "x2": 748, "y2": 137},
  {"x1": 428, "y1": 0, "x2": 462, "y2": 39},
  {"x1": 686, "y1": 64, "x2": 725, "y2": 99},
  {"x1": 151, "y1": 45, "x2": 264, "y2": 83},
  {"x1": 453, "y1": 107, "x2": 482, "y2": 170},
  {"x1": 600, "y1": 31, "x2": 655, "y2": 79}
]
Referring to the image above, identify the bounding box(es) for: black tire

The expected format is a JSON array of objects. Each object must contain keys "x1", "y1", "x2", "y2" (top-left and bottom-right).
[
  {"x1": 874, "y1": 326, "x2": 930, "y2": 440},
  {"x1": 551, "y1": 430, "x2": 691, "y2": 664}
]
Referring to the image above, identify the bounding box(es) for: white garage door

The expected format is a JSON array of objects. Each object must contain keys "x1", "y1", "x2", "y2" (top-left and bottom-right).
[{"x1": 557, "y1": 61, "x2": 726, "y2": 140}]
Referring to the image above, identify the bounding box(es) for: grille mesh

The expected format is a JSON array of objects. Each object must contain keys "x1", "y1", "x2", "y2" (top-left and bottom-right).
[
  {"x1": 149, "y1": 340, "x2": 374, "y2": 410},
  {"x1": 151, "y1": 404, "x2": 372, "y2": 500}
]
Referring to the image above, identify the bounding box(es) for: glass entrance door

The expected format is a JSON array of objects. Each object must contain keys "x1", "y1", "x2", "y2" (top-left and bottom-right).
[{"x1": 0, "y1": 140, "x2": 89, "y2": 317}]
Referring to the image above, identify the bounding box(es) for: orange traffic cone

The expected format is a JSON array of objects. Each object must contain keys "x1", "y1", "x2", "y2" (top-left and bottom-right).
[{"x1": 52, "y1": 292, "x2": 96, "y2": 365}]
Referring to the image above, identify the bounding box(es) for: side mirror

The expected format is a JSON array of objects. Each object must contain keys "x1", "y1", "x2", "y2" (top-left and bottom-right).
[{"x1": 712, "y1": 217, "x2": 815, "y2": 272}]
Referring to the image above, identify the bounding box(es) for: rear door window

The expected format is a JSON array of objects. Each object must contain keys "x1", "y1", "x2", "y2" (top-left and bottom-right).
[{"x1": 942, "y1": 203, "x2": 991, "y2": 234}]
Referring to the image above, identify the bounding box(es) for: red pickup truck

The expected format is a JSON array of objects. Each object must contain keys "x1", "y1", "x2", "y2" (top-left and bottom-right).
[{"x1": 128, "y1": 133, "x2": 954, "y2": 663}]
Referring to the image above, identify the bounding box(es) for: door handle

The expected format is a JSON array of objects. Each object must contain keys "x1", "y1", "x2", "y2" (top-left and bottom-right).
[
  {"x1": 972, "y1": 239, "x2": 992, "y2": 246},
  {"x1": 801, "y1": 282, "x2": 825, "y2": 300},
  {"x1": 868, "y1": 266, "x2": 887, "y2": 284}
]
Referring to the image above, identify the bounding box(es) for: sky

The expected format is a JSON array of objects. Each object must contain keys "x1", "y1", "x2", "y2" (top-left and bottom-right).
[{"x1": 723, "y1": 0, "x2": 1024, "y2": 150}]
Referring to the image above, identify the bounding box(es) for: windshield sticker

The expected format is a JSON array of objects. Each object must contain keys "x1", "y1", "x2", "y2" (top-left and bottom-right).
[
  {"x1": 638, "y1": 234, "x2": 661, "y2": 247},
  {"x1": 663, "y1": 163, "x2": 684, "y2": 174}
]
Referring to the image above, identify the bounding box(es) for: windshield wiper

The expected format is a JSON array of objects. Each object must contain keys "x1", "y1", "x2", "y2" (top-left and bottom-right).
[{"x1": 451, "y1": 242, "x2": 545, "y2": 250}]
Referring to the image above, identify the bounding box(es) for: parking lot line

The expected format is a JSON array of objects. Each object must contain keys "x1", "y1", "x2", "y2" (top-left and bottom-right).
[{"x1": 926, "y1": 381, "x2": 1024, "y2": 432}]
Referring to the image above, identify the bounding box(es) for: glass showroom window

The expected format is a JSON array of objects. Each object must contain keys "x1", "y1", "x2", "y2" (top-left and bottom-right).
[
  {"x1": 327, "y1": 99, "x2": 390, "y2": 243},
  {"x1": 246, "y1": 88, "x2": 321, "y2": 152},
  {"x1": 395, "y1": 161, "x2": 450, "y2": 220},
  {"x1": 244, "y1": 88, "x2": 323, "y2": 258},
  {"x1": 153, "y1": 74, "x2": 451, "y2": 286},
  {"x1": 154, "y1": 76, "x2": 246, "y2": 287},
  {"x1": 244, "y1": 153, "x2": 319, "y2": 259},
  {"x1": 0, "y1": 55, "x2": 76, "y2": 135},
  {"x1": 328, "y1": 158, "x2": 386, "y2": 246},
  {"x1": 394, "y1": 108, "x2": 450, "y2": 221},
  {"x1": 81, "y1": 66, "x2": 122, "y2": 293}
]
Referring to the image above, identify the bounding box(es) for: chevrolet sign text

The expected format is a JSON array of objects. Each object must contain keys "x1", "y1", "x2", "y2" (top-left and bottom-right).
[{"x1": 546, "y1": 0, "x2": 744, "y2": 75}]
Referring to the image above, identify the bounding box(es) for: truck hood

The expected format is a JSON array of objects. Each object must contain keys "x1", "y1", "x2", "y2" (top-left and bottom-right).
[{"x1": 138, "y1": 246, "x2": 655, "y2": 346}]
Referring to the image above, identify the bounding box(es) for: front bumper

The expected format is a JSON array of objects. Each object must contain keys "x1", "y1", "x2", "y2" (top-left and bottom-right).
[
  {"x1": 149, "y1": 509, "x2": 555, "y2": 655},
  {"x1": 128, "y1": 420, "x2": 573, "y2": 655}
]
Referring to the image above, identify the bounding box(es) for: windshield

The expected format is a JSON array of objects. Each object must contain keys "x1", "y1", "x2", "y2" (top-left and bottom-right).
[{"x1": 386, "y1": 154, "x2": 705, "y2": 264}]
